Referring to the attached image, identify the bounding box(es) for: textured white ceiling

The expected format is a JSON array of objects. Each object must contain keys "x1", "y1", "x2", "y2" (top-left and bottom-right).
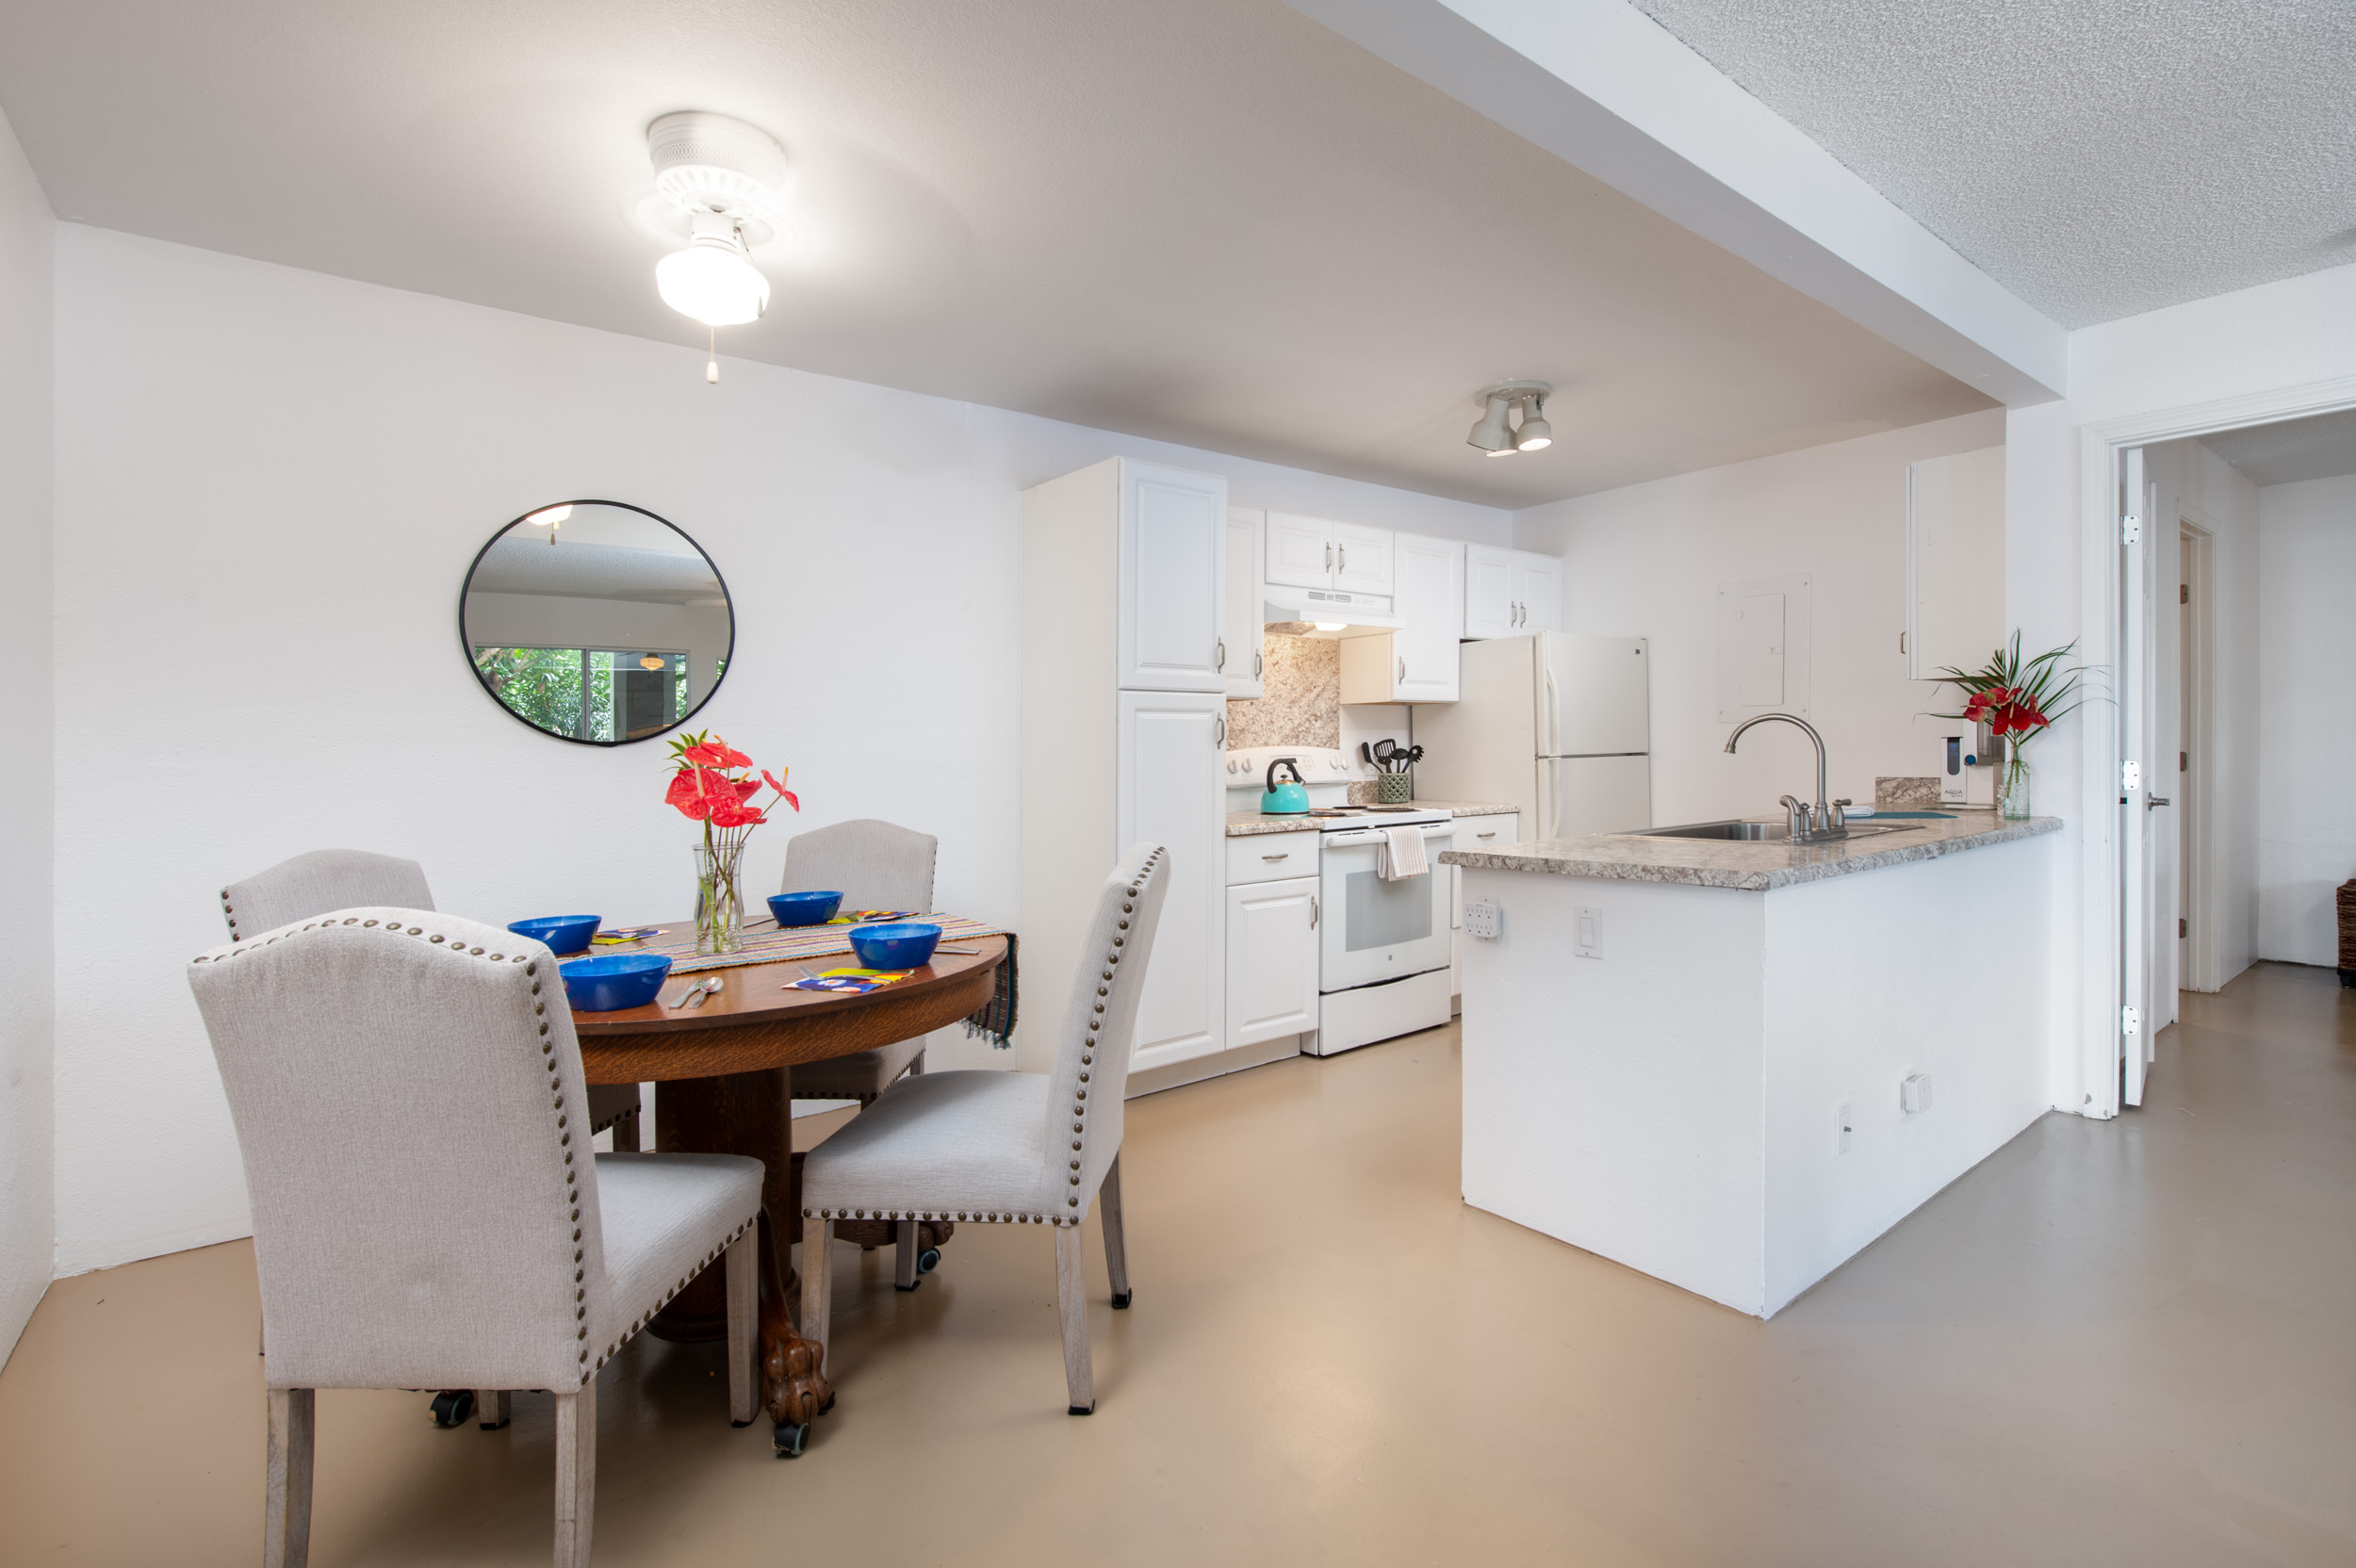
[
  {"x1": 2200, "y1": 407, "x2": 2356, "y2": 486},
  {"x1": 1630, "y1": 0, "x2": 2356, "y2": 328},
  {"x1": 0, "y1": 0, "x2": 1993, "y2": 507}
]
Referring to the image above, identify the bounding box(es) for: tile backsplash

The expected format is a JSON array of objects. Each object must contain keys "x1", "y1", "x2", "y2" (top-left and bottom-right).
[{"x1": 1225, "y1": 633, "x2": 1339, "y2": 750}]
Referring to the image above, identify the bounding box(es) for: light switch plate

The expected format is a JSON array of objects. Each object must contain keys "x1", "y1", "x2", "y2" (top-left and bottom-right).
[
  {"x1": 1463, "y1": 897, "x2": 1500, "y2": 939},
  {"x1": 1574, "y1": 906, "x2": 1601, "y2": 957}
]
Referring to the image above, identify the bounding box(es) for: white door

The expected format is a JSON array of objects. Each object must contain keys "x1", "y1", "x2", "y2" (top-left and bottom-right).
[
  {"x1": 1392, "y1": 532, "x2": 1464, "y2": 702},
  {"x1": 1464, "y1": 545, "x2": 1518, "y2": 638},
  {"x1": 1537, "y1": 756, "x2": 1651, "y2": 837},
  {"x1": 2119, "y1": 449, "x2": 2154, "y2": 1108},
  {"x1": 1333, "y1": 522, "x2": 1395, "y2": 596},
  {"x1": 1514, "y1": 553, "x2": 1562, "y2": 632},
  {"x1": 2151, "y1": 484, "x2": 2183, "y2": 1027},
  {"x1": 1539, "y1": 634, "x2": 1650, "y2": 757},
  {"x1": 1224, "y1": 507, "x2": 1265, "y2": 698},
  {"x1": 1118, "y1": 690, "x2": 1227, "y2": 1072},
  {"x1": 1224, "y1": 875, "x2": 1320, "y2": 1047},
  {"x1": 1265, "y1": 512, "x2": 1334, "y2": 590},
  {"x1": 1120, "y1": 462, "x2": 1226, "y2": 694}
]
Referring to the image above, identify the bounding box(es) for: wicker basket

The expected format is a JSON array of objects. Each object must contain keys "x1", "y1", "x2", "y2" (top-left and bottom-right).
[{"x1": 2339, "y1": 878, "x2": 2356, "y2": 986}]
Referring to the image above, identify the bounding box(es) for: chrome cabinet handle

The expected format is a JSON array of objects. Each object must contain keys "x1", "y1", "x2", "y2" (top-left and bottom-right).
[
  {"x1": 1325, "y1": 542, "x2": 1333, "y2": 571},
  {"x1": 1398, "y1": 656, "x2": 1406, "y2": 684},
  {"x1": 1477, "y1": 831, "x2": 1497, "y2": 840},
  {"x1": 1338, "y1": 546, "x2": 1347, "y2": 571},
  {"x1": 1262, "y1": 852, "x2": 1289, "y2": 861},
  {"x1": 1254, "y1": 650, "x2": 1263, "y2": 676},
  {"x1": 1216, "y1": 638, "x2": 1225, "y2": 671},
  {"x1": 1215, "y1": 715, "x2": 1226, "y2": 745},
  {"x1": 1309, "y1": 895, "x2": 1319, "y2": 929}
]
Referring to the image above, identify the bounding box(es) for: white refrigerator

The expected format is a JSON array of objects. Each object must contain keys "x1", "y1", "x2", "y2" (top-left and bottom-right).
[{"x1": 1413, "y1": 633, "x2": 1651, "y2": 838}]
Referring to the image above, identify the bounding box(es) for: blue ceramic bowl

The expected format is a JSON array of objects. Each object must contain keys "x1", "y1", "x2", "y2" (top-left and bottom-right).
[
  {"x1": 848, "y1": 922, "x2": 942, "y2": 970},
  {"x1": 507, "y1": 915, "x2": 601, "y2": 956},
  {"x1": 766, "y1": 890, "x2": 843, "y2": 927},
  {"x1": 560, "y1": 953, "x2": 674, "y2": 1012}
]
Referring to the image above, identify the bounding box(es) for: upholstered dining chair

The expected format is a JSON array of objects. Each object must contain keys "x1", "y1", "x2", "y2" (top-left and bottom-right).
[
  {"x1": 188, "y1": 908, "x2": 763, "y2": 1568},
  {"x1": 777, "y1": 819, "x2": 941, "y2": 1286},
  {"x1": 800, "y1": 843, "x2": 1167, "y2": 1415},
  {"x1": 222, "y1": 849, "x2": 645, "y2": 1155}
]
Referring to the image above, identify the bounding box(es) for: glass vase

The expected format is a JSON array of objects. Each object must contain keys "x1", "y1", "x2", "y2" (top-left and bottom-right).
[
  {"x1": 694, "y1": 839, "x2": 744, "y2": 956},
  {"x1": 1999, "y1": 743, "x2": 2033, "y2": 820}
]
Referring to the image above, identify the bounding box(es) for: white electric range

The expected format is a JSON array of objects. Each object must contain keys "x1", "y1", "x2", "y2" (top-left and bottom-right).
[{"x1": 1225, "y1": 746, "x2": 1458, "y2": 1055}]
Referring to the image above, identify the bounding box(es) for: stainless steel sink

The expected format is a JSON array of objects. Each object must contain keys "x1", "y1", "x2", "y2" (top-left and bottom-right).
[{"x1": 1618, "y1": 819, "x2": 1922, "y2": 842}]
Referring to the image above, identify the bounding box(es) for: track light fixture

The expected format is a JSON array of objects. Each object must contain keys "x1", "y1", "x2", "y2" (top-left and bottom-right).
[{"x1": 1465, "y1": 381, "x2": 1555, "y2": 457}]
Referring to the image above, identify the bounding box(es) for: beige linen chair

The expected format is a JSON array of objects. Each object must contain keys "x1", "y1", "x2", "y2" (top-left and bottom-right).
[
  {"x1": 777, "y1": 819, "x2": 941, "y2": 1286},
  {"x1": 223, "y1": 850, "x2": 645, "y2": 1157},
  {"x1": 801, "y1": 843, "x2": 1167, "y2": 1415},
  {"x1": 188, "y1": 907, "x2": 763, "y2": 1568}
]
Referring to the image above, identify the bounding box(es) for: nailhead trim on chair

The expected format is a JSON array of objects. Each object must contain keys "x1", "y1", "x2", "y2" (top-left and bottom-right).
[
  {"x1": 801, "y1": 848, "x2": 1162, "y2": 1232},
  {"x1": 591, "y1": 1214, "x2": 756, "y2": 1373}
]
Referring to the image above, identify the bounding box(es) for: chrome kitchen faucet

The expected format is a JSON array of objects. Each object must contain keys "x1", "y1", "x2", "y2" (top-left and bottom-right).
[{"x1": 1725, "y1": 712, "x2": 1850, "y2": 842}]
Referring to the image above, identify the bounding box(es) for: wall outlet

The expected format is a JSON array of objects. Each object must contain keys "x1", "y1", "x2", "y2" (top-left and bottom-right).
[
  {"x1": 1835, "y1": 1100, "x2": 1854, "y2": 1155},
  {"x1": 1574, "y1": 906, "x2": 1601, "y2": 957},
  {"x1": 1463, "y1": 897, "x2": 1500, "y2": 939},
  {"x1": 1900, "y1": 1073, "x2": 1934, "y2": 1116}
]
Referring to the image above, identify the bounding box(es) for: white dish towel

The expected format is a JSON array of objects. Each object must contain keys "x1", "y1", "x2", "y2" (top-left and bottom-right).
[{"x1": 1377, "y1": 825, "x2": 1429, "y2": 880}]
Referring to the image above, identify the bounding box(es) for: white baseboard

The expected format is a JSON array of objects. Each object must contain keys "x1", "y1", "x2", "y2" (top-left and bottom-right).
[{"x1": 1126, "y1": 1033, "x2": 1301, "y2": 1098}]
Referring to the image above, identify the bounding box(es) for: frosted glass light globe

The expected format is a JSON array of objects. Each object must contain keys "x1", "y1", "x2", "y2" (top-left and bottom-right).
[{"x1": 656, "y1": 238, "x2": 771, "y2": 326}]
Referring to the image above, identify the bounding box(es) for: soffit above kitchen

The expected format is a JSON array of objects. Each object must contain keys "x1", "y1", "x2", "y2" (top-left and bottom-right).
[{"x1": 0, "y1": 0, "x2": 1994, "y2": 508}]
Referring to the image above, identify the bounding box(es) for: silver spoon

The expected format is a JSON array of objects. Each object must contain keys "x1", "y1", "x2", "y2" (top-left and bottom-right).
[
  {"x1": 668, "y1": 977, "x2": 714, "y2": 1009},
  {"x1": 687, "y1": 973, "x2": 725, "y2": 1008}
]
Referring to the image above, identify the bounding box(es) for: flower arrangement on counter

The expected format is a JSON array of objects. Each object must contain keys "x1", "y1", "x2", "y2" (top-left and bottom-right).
[
  {"x1": 664, "y1": 731, "x2": 798, "y2": 954},
  {"x1": 1934, "y1": 633, "x2": 2095, "y2": 820}
]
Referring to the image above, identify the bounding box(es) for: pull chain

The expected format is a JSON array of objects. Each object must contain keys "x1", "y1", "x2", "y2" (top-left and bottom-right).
[{"x1": 706, "y1": 326, "x2": 719, "y2": 384}]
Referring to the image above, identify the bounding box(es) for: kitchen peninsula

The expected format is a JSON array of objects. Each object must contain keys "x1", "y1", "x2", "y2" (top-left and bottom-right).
[{"x1": 1441, "y1": 809, "x2": 2061, "y2": 1317}]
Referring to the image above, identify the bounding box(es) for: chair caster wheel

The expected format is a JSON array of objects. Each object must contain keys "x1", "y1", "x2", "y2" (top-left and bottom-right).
[
  {"x1": 428, "y1": 1390, "x2": 474, "y2": 1429},
  {"x1": 1111, "y1": 1290, "x2": 1132, "y2": 1310},
  {"x1": 1068, "y1": 1401, "x2": 1095, "y2": 1416},
  {"x1": 773, "y1": 1421, "x2": 810, "y2": 1458},
  {"x1": 917, "y1": 1248, "x2": 942, "y2": 1274}
]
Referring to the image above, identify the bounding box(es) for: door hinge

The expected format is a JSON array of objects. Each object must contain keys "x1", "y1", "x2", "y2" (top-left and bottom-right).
[
  {"x1": 2122, "y1": 1004, "x2": 2141, "y2": 1037},
  {"x1": 2123, "y1": 513, "x2": 2143, "y2": 546},
  {"x1": 2180, "y1": 582, "x2": 2188, "y2": 604},
  {"x1": 2179, "y1": 918, "x2": 2187, "y2": 938},
  {"x1": 2121, "y1": 760, "x2": 2142, "y2": 792}
]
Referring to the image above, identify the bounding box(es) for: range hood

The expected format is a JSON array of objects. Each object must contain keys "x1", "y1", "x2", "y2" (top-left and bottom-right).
[{"x1": 1263, "y1": 585, "x2": 1402, "y2": 638}]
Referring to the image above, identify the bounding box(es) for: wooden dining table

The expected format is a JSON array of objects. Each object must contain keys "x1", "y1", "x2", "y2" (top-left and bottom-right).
[{"x1": 569, "y1": 932, "x2": 1009, "y2": 1455}]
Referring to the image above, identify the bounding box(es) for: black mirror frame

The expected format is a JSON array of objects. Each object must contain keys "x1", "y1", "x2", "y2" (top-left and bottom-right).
[{"x1": 457, "y1": 498, "x2": 738, "y2": 747}]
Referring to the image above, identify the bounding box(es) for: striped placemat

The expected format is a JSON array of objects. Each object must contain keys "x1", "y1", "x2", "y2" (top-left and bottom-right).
[{"x1": 604, "y1": 913, "x2": 1013, "y2": 977}]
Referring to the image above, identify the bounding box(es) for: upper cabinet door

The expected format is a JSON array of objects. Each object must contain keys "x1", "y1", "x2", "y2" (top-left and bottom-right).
[
  {"x1": 1333, "y1": 522, "x2": 1395, "y2": 596},
  {"x1": 1394, "y1": 532, "x2": 1463, "y2": 702},
  {"x1": 1224, "y1": 507, "x2": 1266, "y2": 698},
  {"x1": 1265, "y1": 512, "x2": 1335, "y2": 590},
  {"x1": 1513, "y1": 553, "x2": 1562, "y2": 632},
  {"x1": 1464, "y1": 544, "x2": 1519, "y2": 639},
  {"x1": 1120, "y1": 462, "x2": 1227, "y2": 693}
]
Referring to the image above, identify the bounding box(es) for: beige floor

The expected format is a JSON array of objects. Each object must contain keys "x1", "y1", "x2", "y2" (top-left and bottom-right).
[{"x1": 3, "y1": 963, "x2": 2352, "y2": 1566}]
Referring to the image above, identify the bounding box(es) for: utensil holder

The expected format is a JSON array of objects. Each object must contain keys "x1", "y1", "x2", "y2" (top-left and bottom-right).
[{"x1": 1378, "y1": 772, "x2": 1413, "y2": 804}]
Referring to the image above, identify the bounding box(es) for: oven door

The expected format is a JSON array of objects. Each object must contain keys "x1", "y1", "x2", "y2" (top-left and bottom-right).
[{"x1": 1317, "y1": 823, "x2": 1455, "y2": 992}]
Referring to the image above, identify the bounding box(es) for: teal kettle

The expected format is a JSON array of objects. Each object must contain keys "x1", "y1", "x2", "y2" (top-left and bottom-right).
[{"x1": 1261, "y1": 757, "x2": 1310, "y2": 815}]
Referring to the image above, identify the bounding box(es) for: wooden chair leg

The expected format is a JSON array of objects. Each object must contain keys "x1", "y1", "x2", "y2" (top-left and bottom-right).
[
  {"x1": 265, "y1": 1387, "x2": 315, "y2": 1568},
  {"x1": 894, "y1": 1220, "x2": 920, "y2": 1291},
  {"x1": 609, "y1": 1106, "x2": 640, "y2": 1152},
  {"x1": 1055, "y1": 1224, "x2": 1094, "y2": 1414},
  {"x1": 1099, "y1": 1152, "x2": 1131, "y2": 1308},
  {"x1": 801, "y1": 1218, "x2": 833, "y2": 1364},
  {"x1": 553, "y1": 1382, "x2": 596, "y2": 1568},
  {"x1": 477, "y1": 1389, "x2": 512, "y2": 1429},
  {"x1": 725, "y1": 1230, "x2": 758, "y2": 1427}
]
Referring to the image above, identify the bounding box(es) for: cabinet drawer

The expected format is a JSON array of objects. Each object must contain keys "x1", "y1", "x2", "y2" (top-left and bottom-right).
[{"x1": 1226, "y1": 832, "x2": 1318, "y2": 884}]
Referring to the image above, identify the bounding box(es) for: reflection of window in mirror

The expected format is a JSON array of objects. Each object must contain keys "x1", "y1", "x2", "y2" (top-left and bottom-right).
[{"x1": 460, "y1": 501, "x2": 733, "y2": 745}]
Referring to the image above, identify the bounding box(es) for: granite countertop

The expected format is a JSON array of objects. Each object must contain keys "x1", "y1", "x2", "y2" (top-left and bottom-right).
[
  {"x1": 1224, "y1": 800, "x2": 1522, "y2": 838},
  {"x1": 1439, "y1": 810, "x2": 2061, "y2": 890}
]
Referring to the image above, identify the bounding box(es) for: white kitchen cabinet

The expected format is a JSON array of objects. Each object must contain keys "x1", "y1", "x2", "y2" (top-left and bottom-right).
[
  {"x1": 1463, "y1": 545, "x2": 1563, "y2": 639},
  {"x1": 1225, "y1": 831, "x2": 1317, "y2": 885},
  {"x1": 1224, "y1": 875, "x2": 1321, "y2": 1049},
  {"x1": 1336, "y1": 531, "x2": 1464, "y2": 704},
  {"x1": 1119, "y1": 463, "x2": 1227, "y2": 693},
  {"x1": 1118, "y1": 689, "x2": 1228, "y2": 1073},
  {"x1": 1450, "y1": 810, "x2": 1521, "y2": 1002},
  {"x1": 1224, "y1": 507, "x2": 1265, "y2": 698},
  {"x1": 1265, "y1": 512, "x2": 1395, "y2": 596},
  {"x1": 1906, "y1": 445, "x2": 2004, "y2": 679},
  {"x1": 1333, "y1": 522, "x2": 1394, "y2": 596}
]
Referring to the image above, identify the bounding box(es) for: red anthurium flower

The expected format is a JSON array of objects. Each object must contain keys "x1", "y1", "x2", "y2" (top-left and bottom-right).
[
  {"x1": 684, "y1": 739, "x2": 752, "y2": 769},
  {"x1": 762, "y1": 771, "x2": 801, "y2": 812},
  {"x1": 709, "y1": 800, "x2": 767, "y2": 828},
  {"x1": 664, "y1": 768, "x2": 715, "y2": 820}
]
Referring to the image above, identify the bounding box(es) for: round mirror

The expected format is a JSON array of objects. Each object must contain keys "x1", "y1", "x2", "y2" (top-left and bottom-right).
[{"x1": 459, "y1": 500, "x2": 734, "y2": 745}]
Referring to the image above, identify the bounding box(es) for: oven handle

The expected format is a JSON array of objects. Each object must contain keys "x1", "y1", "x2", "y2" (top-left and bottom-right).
[{"x1": 1322, "y1": 825, "x2": 1456, "y2": 846}]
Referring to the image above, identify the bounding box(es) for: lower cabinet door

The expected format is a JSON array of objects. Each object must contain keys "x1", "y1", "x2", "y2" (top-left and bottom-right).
[
  {"x1": 1119, "y1": 689, "x2": 1228, "y2": 1073},
  {"x1": 1224, "y1": 875, "x2": 1320, "y2": 1049}
]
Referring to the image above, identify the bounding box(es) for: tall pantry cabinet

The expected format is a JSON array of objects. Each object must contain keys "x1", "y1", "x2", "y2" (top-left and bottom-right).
[{"x1": 1021, "y1": 459, "x2": 1230, "y2": 1081}]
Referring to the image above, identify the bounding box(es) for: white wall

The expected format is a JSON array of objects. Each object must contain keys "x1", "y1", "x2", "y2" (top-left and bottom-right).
[
  {"x1": 48, "y1": 224, "x2": 1509, "y2": 1277},
  {"x1": 1513, "y1": 409, "x2": 2005, "y2": 825},
  {"x1": 2256, "y1": 472, "x2": 2356, "y2": 966},
  {"x1": 0, "y1": 112, "x2": 56, "y2": 1361},
  {"x1": 2004, "y1": 258, "x2": 2356, "y2": 1114}
]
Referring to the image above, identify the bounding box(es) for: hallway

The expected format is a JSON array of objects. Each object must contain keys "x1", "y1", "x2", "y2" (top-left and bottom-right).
[{"x1": 0, "y1": 964, "x2": 2349, "y2": 1566}]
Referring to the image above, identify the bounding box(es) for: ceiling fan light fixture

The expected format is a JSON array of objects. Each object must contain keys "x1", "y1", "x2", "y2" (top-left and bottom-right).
[
  {"x1": 656, "y1": 215, "x2": 770, "y2": 326},
  {"x1": 639, "y1": 653, "x2": 667, "y2": 671}
]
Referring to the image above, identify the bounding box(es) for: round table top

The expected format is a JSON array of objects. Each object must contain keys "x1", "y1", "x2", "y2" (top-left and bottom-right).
[{"x1": 569, "y1": 933, "x2": 1007, "y2": 1084}]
